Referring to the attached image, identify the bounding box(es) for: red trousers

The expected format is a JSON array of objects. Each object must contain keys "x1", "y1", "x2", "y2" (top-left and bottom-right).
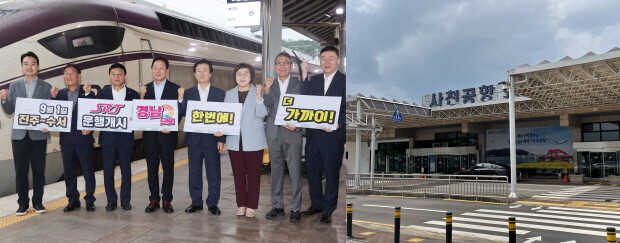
[{"x1": 229, "y1": 146, "x2": 264, "y2": 209}]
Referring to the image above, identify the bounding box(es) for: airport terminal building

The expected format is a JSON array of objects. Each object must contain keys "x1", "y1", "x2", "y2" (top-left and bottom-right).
[{"x1": 347, "y1": 48, "x2": 620, "y2": 181}]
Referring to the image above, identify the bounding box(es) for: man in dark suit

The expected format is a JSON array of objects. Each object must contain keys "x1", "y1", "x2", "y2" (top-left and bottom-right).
[
  {"x1": 264, "y1": 52, "x2": 304, "y2": 222},
  {"x1": 97, "y1": 63, "x2": 140, "y2": 212},
  {"x1": 50, "y1": 64, "x2": 97, "y2": 212},
  {"x1": 179, "y1": 59, "x2": 226, "y2": 215},
  {"x1": 300, "y1": 46, "x2": 346, "y2": 223},
  {"x1": 139, "y1": 57, "x2": 182, "y2": 214},
  {"x1": 0, "y1": 51, "x2": 53, "y2": 216}
]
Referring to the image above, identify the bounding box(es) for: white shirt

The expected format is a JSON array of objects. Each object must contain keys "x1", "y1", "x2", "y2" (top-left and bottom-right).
[
  {"x1": 324, "y1": 72, "x2": 336, "y2": 95},
  {"x1": 112, "y1": 85, "x2": 127, "y2": 101},
  {"x1": 198, "y1": 84, "x2": 210, "y2": 102},
  {"x1": 153, "y1": 79, "x2": 166, "y2": 100},
  {"x1": 278, "y1": 75, "x2": 290, "y2": 95}
]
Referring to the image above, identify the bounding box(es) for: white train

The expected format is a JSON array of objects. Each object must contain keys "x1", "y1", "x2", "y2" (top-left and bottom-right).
[{"x1": 0, "y1": 0, "x2": 319, "y2": 197}]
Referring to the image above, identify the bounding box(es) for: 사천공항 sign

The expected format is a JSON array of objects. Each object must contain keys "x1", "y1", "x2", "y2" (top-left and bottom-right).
[
  {"x1": 274, "y1": 94, "x2": 340, "y2": 130},
  {"x1": 77, "y1": 98, "x2": 132, "y2": 133},
  {"x1": 130, "y1": 100, "x2": 179, "y2": 131},
  {"x1": 183, "y1": 101, "x2": 242, "y2": 135},
  {"x1": 12, "y1": 97, "x2": 73, "y2": 132}
]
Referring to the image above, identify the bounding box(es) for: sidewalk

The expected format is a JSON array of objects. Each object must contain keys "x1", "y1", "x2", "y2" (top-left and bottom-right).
[{"x1": 0, "y1": 148, "x2": 347, "y2": 242}]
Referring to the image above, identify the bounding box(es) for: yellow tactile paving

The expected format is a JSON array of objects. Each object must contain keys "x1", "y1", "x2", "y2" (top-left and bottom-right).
[
  {"x1": 359, "y1": 232, "x2": 376, "y2": 236},
  {"x1": 407, "y1": 238, "x2": 425, "y2": 242},
  {"x1": 0, "y1": 158, "x2": 188, "y2": 228},
  {"x1": 516, "y1": 200, "x2": 620, "y2": 210},
  {"x1": 368, "y1": 195, "x2": 417, "y2": 199}
]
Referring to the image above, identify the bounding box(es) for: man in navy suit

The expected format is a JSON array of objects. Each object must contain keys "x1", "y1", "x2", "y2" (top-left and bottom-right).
[
  {"x1": 139, "y1": 57, "x2": 183, "y2": 214},
  {"x1": 97, "y1": 63, "x2": 140, "y2": 211},
  {"x1": 300, "y1": 46, "x2": 346, "y2": 224},
  {"x1": 179, "y1": 59, "x2": 226, "y2": 215},
  {"x1": 50, "y1": 64, "x2": 97, "y2": 212}
]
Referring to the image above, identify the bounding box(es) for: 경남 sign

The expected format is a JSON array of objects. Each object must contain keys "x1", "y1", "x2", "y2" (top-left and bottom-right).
[
  {"x1": 77, "y1": 98, "x2": 132, "y2": 133},
  {"x1": 274, "y1": 94, "x2": 341, "y2": 130},
  {"x1": 12, "y1": 97, "x2": 73, "y2": 132},
  {"x1": 130, "y1": 100, "x2": 179, "y2": 131},
  {"x1": 183, "y1": 101, "x2": 242, "y2": 135}
]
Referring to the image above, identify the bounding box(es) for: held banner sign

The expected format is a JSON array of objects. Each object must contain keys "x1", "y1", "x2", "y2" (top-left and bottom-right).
[
  {"x1": 274, "y1": 94, "x2": 340, "y2": 130},
  {"x1": 130, "y1": 100, "x2": 179, "y2": 131},
  {"x1": 12, "y1": 97, "x2": 73, "y2": 132},
  {"x1": 77, "y1": 98, "x2": 132, "y2": 133},
  {"x1": 183, "y1": 101, "x2": 242, "y2": 135}
]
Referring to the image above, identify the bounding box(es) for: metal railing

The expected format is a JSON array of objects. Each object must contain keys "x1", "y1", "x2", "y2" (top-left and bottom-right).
[{"x1": 346, "y1": 173, "x2": 509, "y2": 202}]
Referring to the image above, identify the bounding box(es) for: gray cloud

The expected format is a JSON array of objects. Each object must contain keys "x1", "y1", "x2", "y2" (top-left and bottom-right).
[{"x1": 347, "y1": 0, "x2": 620, "y2": 104}]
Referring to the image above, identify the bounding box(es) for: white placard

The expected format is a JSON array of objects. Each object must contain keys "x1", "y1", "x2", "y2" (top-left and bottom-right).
[
  {"x1": 183, "y1": 101, "x2": 242, "y2": 135},
  {"x1": 130, "y1": 100, "x2": 179, "y2": 131},
  {"x1": 226, "y1": 0, "x2": 261, "y2": 27},
  {"x1": 12, "y1": 97, "x2": 73, "y2": 132},
  {"x1": 77, "y1": 98, "x2": 132, "y2": 133},
  {"x1": 274, "y1": 94, "x2": 341, "y2": 130}
]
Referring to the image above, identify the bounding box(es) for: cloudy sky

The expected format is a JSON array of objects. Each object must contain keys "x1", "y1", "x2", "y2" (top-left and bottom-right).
[{"x1": 347, "y1": 0, "x2": 620, "y2": 104}]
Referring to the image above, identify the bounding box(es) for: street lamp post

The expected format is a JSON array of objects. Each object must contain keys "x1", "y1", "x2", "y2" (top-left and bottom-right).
[{"x1": 506, "y1": 76, "x2": 518, "y2": 198}]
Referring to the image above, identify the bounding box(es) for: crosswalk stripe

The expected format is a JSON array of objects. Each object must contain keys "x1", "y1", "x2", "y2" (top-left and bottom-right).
[
  {"x1": 406, "y1": 225, "x2": 508, "y2": 242},
  {"x1": 475, "y1": 209, "x2": 620, "y2": 225},
  {"x1": 537, "y1": 209, "x2": 620, "y2": 219},
  {"x1": 461, "y1": 213, "x2": 620, "y2": 230},
  {"x1": 426, "y1": 219, "x2": 530, "y2": 234},
  {"x1": 547, "y1": 206, "x2": 620, "y2": 215}
]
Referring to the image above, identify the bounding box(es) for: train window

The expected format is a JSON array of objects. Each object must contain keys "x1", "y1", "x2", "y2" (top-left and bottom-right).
[
  {"x1": 38, "y1": 26, "x2": 125, "y2": 59},
  {"x1": 71, "y1": 36, "x2": 94, "y2": 47}
]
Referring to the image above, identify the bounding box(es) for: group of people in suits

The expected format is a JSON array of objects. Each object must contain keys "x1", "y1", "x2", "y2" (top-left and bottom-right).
[{"x1": 0, "y1": 46, "x2": 346, "y2": 224}]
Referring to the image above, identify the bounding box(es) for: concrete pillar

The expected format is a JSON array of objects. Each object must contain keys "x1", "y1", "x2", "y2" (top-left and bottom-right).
[{"x1": 261, "y1": 0, "x2": 282, "y2": 80}]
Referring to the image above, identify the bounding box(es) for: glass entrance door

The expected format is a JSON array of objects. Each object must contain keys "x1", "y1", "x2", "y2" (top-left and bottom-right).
[
  {"x1": 604, "y1": 152, "x2": 618, "y2": 177},
  {"x1": 577, "y1": 152, "x2": 590, "y2": 177},
  {"x1": 590, "y1": 152, "x2": 604, "y2": 178}
]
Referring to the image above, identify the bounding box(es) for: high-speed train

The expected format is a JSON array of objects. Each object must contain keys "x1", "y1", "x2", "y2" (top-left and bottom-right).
[{"x1": 0, "y1": 0, "x2": 320, "y2": 197}]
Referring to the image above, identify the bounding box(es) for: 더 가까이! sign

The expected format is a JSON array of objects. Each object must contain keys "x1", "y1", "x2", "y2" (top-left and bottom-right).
[
  {"x1": 77, "y1": 98, "x2": 132, "y2": 133},
  {"x1": 130, "y1": 100, "x2": 179, "y2": 131},
  {"x1": 12, "y1": 97, "x2": 73, "y2": 132},
  {"x1": 183, "y1": 101, "x2": 242, "y2": 135},
  {"x1": 274, "y1": 94, "x2": 340, "y2": 130}
]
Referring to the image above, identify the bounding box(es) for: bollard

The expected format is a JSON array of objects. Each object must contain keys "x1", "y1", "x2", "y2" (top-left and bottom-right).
[
  {"x1": 347, "y1": 203, "x2": 353, "y2": 238},
  {"x1": 446, "y1": 212, "x2": 453, "y2": 243},
  {"x1": 508, "y1": 217, "x2": 516, "y2": 243},
  {"x1": 394, "y1": 207, "x2": 401, "y2": 243},
  {"x1": 607, "y1": 227, "x2": 616, "y2": 243}
]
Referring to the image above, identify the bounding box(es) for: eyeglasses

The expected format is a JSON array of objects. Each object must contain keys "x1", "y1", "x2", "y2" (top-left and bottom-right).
[{"x1": 275, "y1": 61, "x2": 292, "y2": 66}]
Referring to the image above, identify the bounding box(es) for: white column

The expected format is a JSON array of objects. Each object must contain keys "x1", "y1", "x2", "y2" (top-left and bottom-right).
[
  {"x1": 261, "y1": 0, "x2": 282, "y2": 80},
  {"x1": 508, "y1": 75, "x2": 518, "y2": 198}
]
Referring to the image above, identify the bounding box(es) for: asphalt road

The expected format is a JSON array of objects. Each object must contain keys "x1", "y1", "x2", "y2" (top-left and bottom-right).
[{"x1": 347, "y1": 194, "x2": 619, "y2": 243}]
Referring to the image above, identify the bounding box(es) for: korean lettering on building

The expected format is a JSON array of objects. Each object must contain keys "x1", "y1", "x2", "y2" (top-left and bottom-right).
[
  {"x1": 82, "y1": 103, "x2": 128, "y2": 129},
  {"x1": 427, "y1": 84, "x2": 511, "y2": 107},
  {"x1": 17, "y1": 103, "x2": 70, "y2": 128}
]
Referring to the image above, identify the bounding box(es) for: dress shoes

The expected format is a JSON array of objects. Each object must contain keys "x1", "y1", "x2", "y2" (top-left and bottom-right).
[
  {"x1": 320, "y1": 211, "x2": 332, "y2": 224},
  {"x1": 208, "y1": 206, "x2": 221, "y2": 215},
  {"x1": 33, "y1": 203, "x2": 46, "y2": 213},
  {"x1": 106, "y1": 202, "x2": 117, "y2": 211},
  {"x1": 184, "y1": 204, "x2": 203, "y2": 213},
  {"x1": 290, "y1": 210, "x2": 302, "y2": 222},
  {"x1": 145, "y1": 200, "x2": 160, "y2": 213},
  {"x1": 63, "y1": 201, "x2": 81, "y2": 212},
  {"x1": 301, "y1": 207, "x2": 322, "y2": 216},
  {"x1": 265, "y1": 208, "x2": 285, "y2": 219},
  {"x1": 162, "y1": 201, "x2": 174, "y2": 213},
  {"x1": 121, "y1": 202, "x2": 132, "y2": 210},
  {"x1": 86, "y1": 203, "x2": 96, "y2": 212}
]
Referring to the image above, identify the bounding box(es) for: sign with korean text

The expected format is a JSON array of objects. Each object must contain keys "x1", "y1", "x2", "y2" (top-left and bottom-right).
[
  {"x1": 130, "y1": 100, "x2": 179, "y2": 131},
  {"x1": 226, "y1": 0, "x2": 261, "y2": 27},
  {"x1": 421, "y1": 84, "x2": 531, "y2": 110},
  {"x1": 12, "y1": 97, "x2": 73, "y2": 132},
  {"x1": 183, "y1": 101, "x2": 242, "y2": 135},
  {"x1": 77, "y1": 98, "x2": 132, "y2": 133},
  {"x1": 274, "y1": 94, "x2": 341, "y2": 130}
]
